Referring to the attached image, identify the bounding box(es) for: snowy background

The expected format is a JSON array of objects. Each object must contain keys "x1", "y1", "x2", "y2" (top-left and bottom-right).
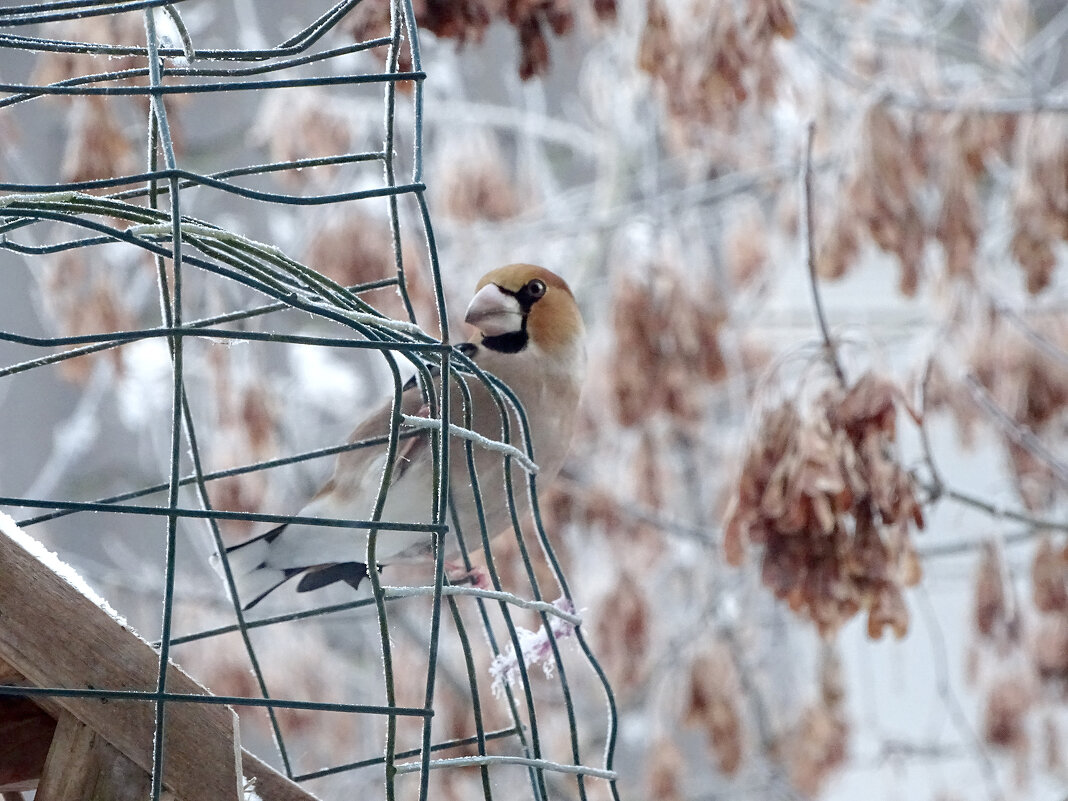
[{"x1": 1, "y1": 1, "x2": 1067, "y2": 800}]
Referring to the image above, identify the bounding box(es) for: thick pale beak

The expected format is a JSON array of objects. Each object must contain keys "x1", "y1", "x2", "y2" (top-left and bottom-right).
[{"x1": 464, "y1": 284, "x2": 523, "y2": 337}]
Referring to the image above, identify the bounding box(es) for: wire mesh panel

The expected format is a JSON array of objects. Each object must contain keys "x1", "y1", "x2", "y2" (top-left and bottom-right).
[{"x1": 0, "y1": 2, "x2": 619, "y2": 799}]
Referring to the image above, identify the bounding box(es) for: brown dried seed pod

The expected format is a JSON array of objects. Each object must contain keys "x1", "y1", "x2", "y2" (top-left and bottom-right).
[
  {"x1": 1031, "y1": 615, "x2": 1068, "y2": 686},
  {"x1": 437, "y1": 142, "x2": 520, "y2": 222},
  {"x1": 647, "y1": 737, "x2": 685, "y2": 801},
  {"x1": 866, "y1": 581, "x2": 909, "y2": 640},
  {"x1": 638, "y1": 0, "x2": 673, "y2": 77},
  {"x1": 934, "y1": 160, "x2": 979, "y2": 280},
  {"x1": 974, "y1": 543, "x2": 1007, "y2": 639},
  {"x1": 61, "y1": 97, "x2": 137, "y2": 185},
  {"x1": 595, "y1": 573, "x2": 649, "y2": 693},
  {"x1": 684, "y1": 647, "x2": 745, "y2": 776},
  {"x1": 746, "y1": 0, "x2": 796, "y2": 41},
  {"x1": 786, "y1": 700, "x2": 848, "y2": 796},
  {"x1": 982, "y1": 675, "x2": 1032, "y2": 751},
  {"x1": 1032, "y1": 537, "x2": 1068, "y2": 614},
  {"x1": 517, "y1": 17, "x2": 551, "y2": 80}
]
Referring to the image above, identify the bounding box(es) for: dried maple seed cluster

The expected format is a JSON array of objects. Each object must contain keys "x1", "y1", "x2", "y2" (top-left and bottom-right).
[
  {"x1": 819, "y1": 106, "x2": 1018, "y2": 293},
  {"x1": 785, "y1": 648, "x2": 848, "y2": 796},
  {"x1": 347, "y1": 0, "x2": 616, "y2": 79},
  {"x1": 1031, "y1": 537, "x2": 1068, "y2": 692},
  {"x1": 969, "y1": 313, "x2": 1068, "y2": 511},
  {"x1": 1011, "y1": 117, "x2": 1068, "y2": 294},
  {"x1": 724, "y1": 372, "x2": 925, "y2": 637},
  {"x1": 638, "y1": 0, "x2": 794, "y2": 138},
  {"x1": 609, "y1": 268, "x2": 726, "y2": 426},
  {"x1": 436, "y1": 139, "x2": 520, "y2": 223},
  {"x1": 969, "y1": 536, "x2": 1068, "y2": 777},
  {"x1": 684, "y1": 646, "x2": 744, "y2": 776}
]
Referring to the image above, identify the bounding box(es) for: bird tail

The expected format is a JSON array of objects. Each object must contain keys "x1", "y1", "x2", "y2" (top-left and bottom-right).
[
  {"x1": 212, "y1": 525, "x2": 301, "y2": 610},
  {"x1": 295, "y1": 562, "x2": 368, "y2": 594}
]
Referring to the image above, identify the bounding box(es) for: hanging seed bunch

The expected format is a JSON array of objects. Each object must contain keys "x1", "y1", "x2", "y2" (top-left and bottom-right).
[
  {"x1": 608, "y1": 266, "x2": 727, "y2": 427},
  {"x1": 784, "y1": 648, "x2": 848, "y2": 796},
  {"x1": 347, "y1": 0, "x2": 616, "y2": 79},
  {"x1": 724, "y1": 372, "x2": 925, "y2": 638},
  {"x1": 683, "y1": 645, "x2": 745, "y2": 776},
  {"x1": 969, "y1": 312, "x2": 1068, "y2": 512},
  {"x1": 1030, "y1": 537, "x2": 1068, "y2": 695},
  {"x1": 1010, "y1": 116, "x2": 1068, "y2": 295}
]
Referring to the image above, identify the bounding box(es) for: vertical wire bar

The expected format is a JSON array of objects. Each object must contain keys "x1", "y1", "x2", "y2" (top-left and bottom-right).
[
  {"x1": 487, "y1": 393, "x2": 561, "y2": 800},
  {"x1": 447, "y1": 371, "x2": 547, "y2": 801},
  {"x1": 368, "y1": 3, "x2": 428, "y2": 797},
  {"x1": 498, "y1": 379, "x2": 617, "y2": 797},
  {"x1": 365, "y1": 357, "x2": 408, "y2": 801},
  {"x1": 443, "y1": 587, "x2": 494, "y2": 799},
  {"x1": 143, "y1": 10, "x2": 182, "y2": 800},
  {"x1": 499, "y1": 407, "x2": 588, "y2": 801},
  {"x1": 401, "y1": 0, "x2": 425, "y2": 185},
  {"x1": 178, "y1": 401, "x2": 295, "y2": 777},
  {"x1": 131, "y1": 18, "x2": 296, "y2": 782},
  {"x1": 413, "y1": 187, "x2": 548, "y2": 799},
  {"x1": 529, "y1": 476, "x2": 621, "y2": 800},
  {"x1": 397, "y1": 3, "x2": 460, "y2": 794},
  {"x1": 383, "y1": 0, "x2": 416, "y2": 323}
]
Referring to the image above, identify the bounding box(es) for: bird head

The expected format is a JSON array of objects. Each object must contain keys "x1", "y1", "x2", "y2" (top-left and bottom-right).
[{"x1": 464, "y1": 264, "x2": 584, "y2": 357}]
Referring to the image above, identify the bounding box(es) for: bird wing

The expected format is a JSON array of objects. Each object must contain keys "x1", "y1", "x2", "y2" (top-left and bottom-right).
[{"x1": 311, "y1": 377, "x2": 432, "y2": 508}]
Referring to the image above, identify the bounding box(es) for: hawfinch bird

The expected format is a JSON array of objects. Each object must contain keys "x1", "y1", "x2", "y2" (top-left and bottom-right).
[{"x1": 220, "y1": 264, "x2": 585, "y2": 609}]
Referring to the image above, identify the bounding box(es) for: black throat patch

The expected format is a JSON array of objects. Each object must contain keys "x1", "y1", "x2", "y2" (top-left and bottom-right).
[
  {"x1": 481, "y1": 328, "x2": 528, "y2": 353},
  {"x1": 478, "y1": 282, "x2": 538, "y2": 354}
]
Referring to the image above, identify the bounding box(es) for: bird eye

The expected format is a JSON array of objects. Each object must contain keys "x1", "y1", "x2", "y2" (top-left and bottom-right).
[{"x1": 526, "y1": 279, "x2": 546, "y2": 299}]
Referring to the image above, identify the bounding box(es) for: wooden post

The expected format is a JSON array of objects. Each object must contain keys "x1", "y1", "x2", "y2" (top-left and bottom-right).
[
  {"x1": 0, "y1": 524, "x2": 324, "y2": 801},
  {"x1": 0, "y1": 528, "x2": 240, "y2": 800},
  {"x1": 0, "y1": 695, "x2": 55, "y2": 792},
  {"x1": 34, "y1": 712, "x2": 153, "y2": 801}
]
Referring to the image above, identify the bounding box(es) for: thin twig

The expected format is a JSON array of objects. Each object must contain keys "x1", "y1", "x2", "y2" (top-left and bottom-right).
[
  {"x1": 963, "y1": 373, "x2": 1068, "y2": 485},
  {"x1": 915, "y1": 585, "x2": 1004, "y2": 801},
  {"x1": 988, "y1": 298, "x2": 1068, "y2": 370},
  {"x1": 916, "y1": 356, "x2": 946, "y2": 499},
  {"x1": 800, "y1": 120, "x2": 846, "y2": 386},
  {"x1": 915, "y1": 356, "x2": 1068, "y2": 550},
  {"x1": 939, "y1": 486, "x2": 1068, "y2": 534}
]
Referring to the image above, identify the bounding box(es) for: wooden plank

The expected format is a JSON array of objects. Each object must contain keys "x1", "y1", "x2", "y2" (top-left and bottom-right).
[
  {"x1": 0, "y1": 696, "x2": 55, "y2": 792},
  {"x1": 35, "y1": 712, "x2": 153, "y2": 801},
  {"x1": 241, "y1": 750, "x2": 323, "y2": 801},
  {"x1": 0, "y1": 527, "x2": 242, "y2": 801},
  {"x1": 0, "y1": 656, "x2": 25, "y2": 686}
]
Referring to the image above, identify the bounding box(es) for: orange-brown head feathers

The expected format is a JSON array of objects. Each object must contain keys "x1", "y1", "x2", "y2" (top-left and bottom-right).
[{"x1": 465, "y1": 264, "x2": 584, "y2": 357}]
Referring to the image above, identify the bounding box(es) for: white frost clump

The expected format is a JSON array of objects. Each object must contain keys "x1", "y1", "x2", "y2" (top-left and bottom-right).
[
  {"x1": 0, "y1": 511, "x2": 126, "y2": 627},
  {"x1": 117, "y1": 338, "x2": 173, "y2": 429},
  {"x1": 489, "y1": 598, "x2": 579, "y2": 697},
  {"x1": 242, "y1": 777, "x2": 263, "y2": 801}
]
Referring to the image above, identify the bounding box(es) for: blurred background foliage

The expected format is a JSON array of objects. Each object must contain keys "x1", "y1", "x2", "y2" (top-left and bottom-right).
[{"x1": 1, "y1": 1, "x2": 1067, "y2": 799}]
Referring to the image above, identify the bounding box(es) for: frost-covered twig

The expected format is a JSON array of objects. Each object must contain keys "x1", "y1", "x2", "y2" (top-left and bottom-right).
[
  {"x1": 394, "y1": 754, "x2": 616, "y2": 780},
  {"x1": 384, "y1": 585, "x2": 581, "y2": 623},
  {"x1": 800, "y1": 120, "x2": 846, "y2": 386},
  {"x1": 963, "y1": 373, "x2": 1068, "y2": 485},
  {"x1": 400, "y1": 414, "x2": 540, "y2": 474}
]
